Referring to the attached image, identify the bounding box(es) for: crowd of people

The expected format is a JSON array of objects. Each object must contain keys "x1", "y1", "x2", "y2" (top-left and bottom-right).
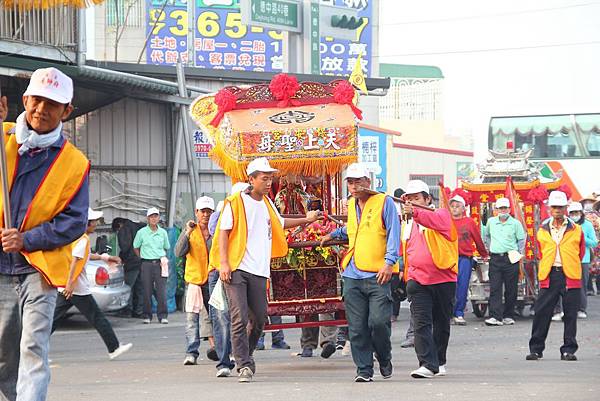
[{"x1": 0, "y1": 68, "x2": 599, "y2": 400}]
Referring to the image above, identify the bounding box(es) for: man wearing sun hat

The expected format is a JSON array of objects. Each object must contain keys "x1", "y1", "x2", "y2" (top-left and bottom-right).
[
  {"x1": 0, "y1": 67, "x2": 89, "y2": 401},
  {"x1": 527, "y1": 191, "x2": 586, "y2": 361},
  {"x1": 210, "y1": 157, "x2": 320, "y2": 383},
  {"x1": 320, "y1": 162, "x2": 400, "y2": 382},
  {"x1": 134, "y1": 207, "x2": 171, "y2": 324}
]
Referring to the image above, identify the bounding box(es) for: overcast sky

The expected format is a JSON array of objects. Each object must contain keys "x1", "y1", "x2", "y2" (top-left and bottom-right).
[{"x1": 379, "y1": 0, "x2": 600, "y2": 161}]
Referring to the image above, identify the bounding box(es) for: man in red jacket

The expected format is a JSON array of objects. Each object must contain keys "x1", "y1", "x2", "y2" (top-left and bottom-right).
[{"x1": 449, "y1": 195, "x2": 489, "y2": 325}]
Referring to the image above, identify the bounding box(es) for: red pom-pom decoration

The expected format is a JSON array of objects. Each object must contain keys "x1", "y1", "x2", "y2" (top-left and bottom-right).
[
  {"x1": 333, "y1": 80, "x2": 363, "y2": 120},
  {"x1": 269, "y1": 74, "x2": 300, "y2": 107},
  {"x1": 210, "y1": 88, "x2": 237, "y2": 127},
  {"x1": 450, "y1": 188, "x2": 473, "y2": 205},
  {"x1": 527, "y1": 185, "x2": 549, "y2": 203}
]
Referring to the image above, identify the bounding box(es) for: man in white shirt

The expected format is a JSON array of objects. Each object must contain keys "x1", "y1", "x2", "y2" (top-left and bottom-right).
[
  {"x1": 52, "y1": 208, "x2": 132, "y2": 360},
  {"x1": 211, "y1": 157, "x2": 319, "y2": 383}
]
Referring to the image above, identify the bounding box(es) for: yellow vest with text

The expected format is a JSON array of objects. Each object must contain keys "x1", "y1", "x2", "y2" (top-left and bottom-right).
[
  {"x1": 185, "y1": 227, "x2": 209, "y2": 285},
  {"x1": 537, "y1": 223, "x2": 582, "y2": 281},
  {"x1": 342, "y1": 194, "x2": 398, "y2": 272},
  {"x1": 209, "y1": 192, "x2": 288, "y2": 271},
  {"x1": 2, "y1": 122, "x2": 90, "y2": 287},
  {"x1": 401, "y1": 218, "x2": 459, "y2": 279}
]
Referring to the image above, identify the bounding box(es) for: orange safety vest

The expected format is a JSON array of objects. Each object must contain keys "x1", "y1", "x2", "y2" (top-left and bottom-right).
[
  {"x1": 210, "y1": 192, "x2": 288, "y2": 271},
  {"x1": 401, "y1": 218, "x2": 459, "y2": 280},
  {"x1": 537, "y1": 222, "x2": 582, "y2": 281},
  {"x1": 1, "y1": 122, "x2": 90, "y2": 287},
  {"x1": 342, "y1": 194, "x2": 399, "y2": 273},
  {"x1": 185, "y1": 227, "x2": 210, "y2": 285}
]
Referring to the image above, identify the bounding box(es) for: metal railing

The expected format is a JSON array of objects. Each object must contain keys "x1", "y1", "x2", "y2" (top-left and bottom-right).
[{"x1": 0, "y1": 5, "x2": 78, "y2": 51}]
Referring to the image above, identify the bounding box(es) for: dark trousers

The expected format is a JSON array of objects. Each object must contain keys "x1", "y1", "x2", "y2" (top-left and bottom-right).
[
  {"x1": 529, "y1": 268, "x2": 580, "y2": 355},
  {"x1": 343, "y1": 276, "x2": 392, "y2": 377},
  {"x1": 390, "y1": 275, "x2": 402, "y2": 317},
  {"x1": 489, "y1": 254, "x2": 519, "y2": 320},
  {"x1": 52, "y1": 292, "x2": 120, "y2": 353},
  {"x1": 224, "y1": 270, "x2": 267, "y2": 372},
  {"x1": 141, "y1": 261, "x2": 167, "y2": 321},
  {"x1": 300, "y1": 313, "x2": 336, "y2": 349},
  {"x1": 407, "y1": 280, "x2": 455, "y2": 373},
  {"x1": 259, "y1": 315, "x2": 285, "y2": 344},
  {"x1": 124, "y1": 266, "x2": 144, "y2": 316}
]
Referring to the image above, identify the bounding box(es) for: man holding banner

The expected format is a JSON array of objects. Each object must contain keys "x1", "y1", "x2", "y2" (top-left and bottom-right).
[{"x1": 0, "y1": 68, "x2": 89, "y2": 401}]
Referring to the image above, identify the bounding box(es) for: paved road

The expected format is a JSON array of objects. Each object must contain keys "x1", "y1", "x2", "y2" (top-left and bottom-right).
[{"x1": 48, "y1": 298, "x2": 600, "y2": 401}]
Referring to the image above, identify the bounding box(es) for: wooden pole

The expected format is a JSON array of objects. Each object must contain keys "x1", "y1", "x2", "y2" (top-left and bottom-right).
[{"x1": 0, "y1": 88, "x2": 11, "y2": 229}]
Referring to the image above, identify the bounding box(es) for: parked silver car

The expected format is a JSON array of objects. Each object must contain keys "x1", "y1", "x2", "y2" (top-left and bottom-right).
[{"x1": 69, "y1": 259, "x2": 131, "y2": 313}]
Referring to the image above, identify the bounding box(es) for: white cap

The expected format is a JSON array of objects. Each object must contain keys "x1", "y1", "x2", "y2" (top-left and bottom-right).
[
  {"x1": 405, "y1": 180, "x2": 430, "y2": 195},
  {"x1": 87, "y1": 208, "x2": 103, "y2": 221},
  {"x1": 23, "y1": 67, "x2": 73, "y2": 104},
  {"x1": 231, "y1": 182, "x2": 250, "y2": 194},
  {"x1": 196, "y1": 196, "x2": 215, "y2": 211},
  {"x1": 147, "y1": 207, "x2": 160, "y2": 217},
  {"x1": 449, "y1": 195, "x2": 465, "y2": 206},
  {"x1": 345, "y1": 162, "x2": 370, "y2": 179},
  {"x1": 548, "y1": 191, "x2": 568, "y2": 207},
  {"x1": 246, "y1": 157, "x2": 277, "y2": 175},
  {"x1": 495, "y1": 198, "x2": 510, "y2": 208},
  {"x1": 568, "y1": 201, "x2": 583, "y2": 213}
]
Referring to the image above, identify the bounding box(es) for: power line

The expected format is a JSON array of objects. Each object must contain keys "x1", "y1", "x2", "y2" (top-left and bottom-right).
[
  {"x1": 380, "y1": 1, "x2": 600, "y2": 26},
  {"x1": 380, "y1": 40, "x2": 600, "y2": 58}
]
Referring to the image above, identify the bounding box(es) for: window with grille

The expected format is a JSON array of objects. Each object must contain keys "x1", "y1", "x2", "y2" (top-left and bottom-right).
[
  {"x1": 106, "y1": 0, "x2": 144, "y2": 27},
  {"x1": 409, "y1": 174, "x2": 443, "y2": 201}
]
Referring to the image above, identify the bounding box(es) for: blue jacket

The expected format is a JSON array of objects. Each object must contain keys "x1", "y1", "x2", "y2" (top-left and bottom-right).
[
  {"x1": 581, "y1": 219, "x2": 598, "y2": 263},
  {"x1": 0, "y1": 135, "x2": 89, "y2": 275}
]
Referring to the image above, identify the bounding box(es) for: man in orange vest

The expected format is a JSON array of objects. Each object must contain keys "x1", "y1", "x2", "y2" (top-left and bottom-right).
[
  {"x1": 401, "y1": 180, "x2": 458, "y2": 379},
  {"x1": 174, "y1": 196, "x2": 215, "y2": 366},
  {"x1": 0, "y1": 68, "x2": 89, "y2": 401},
  {"x1": 211, "y1": 157, "x2": 319, "y2": 383},
  {"x1": 321, "y1": 162, "x2": 400, "y2": 382},
  {"x1": 527, "y1": 191, "x2": 586, "y2": 361}
]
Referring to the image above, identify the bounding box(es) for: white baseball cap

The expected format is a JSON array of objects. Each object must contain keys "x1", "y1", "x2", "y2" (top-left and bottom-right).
[
  {"x1": 449, "y1": 195, "x2": 466, "y2": 206},
  {"x1": 548, "y1": 191, "x2": 568, "y2": 207},
  {"x1": 231, "y1": 182, "x2": 250, "y2": 194},
  {"x1": 147, "y1": 207, "x2": 160, "y2": 217},
  {"x1": 196, "y1": 196, "x2": 215, "y2": 211},
  {"x1": 568, "y1": 201, "x2": 583, "y2": 213},
  {"x1": 405, "y1": 180, "x2": 430, "y2": 195},
  {"x1": 23, "y1": 67, "x2": 73, "y2": 104},
  {"x1": 345, "y1": 163, "x2": 370, "y2": 179},
  {"x1": 246, "y1": 157, "x2": 277, "y2": 175},
  {"x1": 495, "y1": 198, "x2": 510, "y2": 208},
  {"x1": 87, "y1": 208, "x2": 103, "y2": 221}
]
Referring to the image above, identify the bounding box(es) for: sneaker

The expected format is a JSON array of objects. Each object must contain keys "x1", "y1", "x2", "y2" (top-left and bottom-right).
[
  {"x1": 453, "y1": 316, "x2": 466, "y2": 326},
  {"x1": 354, "y1": 374, "x2": 373, "y2": 382},
  {"x1": 299, "y1": 347, "x2": 313, "y2": 357},
  {"x1": 272, "y1": 341, "x2": 291, "y2": 350},
  {"x1": 551, "y1": 312, "x2": 564, "y2": 322},
  {"x1": 435, "y1": 365, "x2": 446, "y2": 376},
  {"x1": 410, "y1": 366, "x2": 435, "y2": 379},
  {"x1": 336, "y1": 340, "x2": 345, "y2": 350},
  {"x1": 142, "y1": 318, "x2": 151, "y2": 324},
  {"x1": 342, "y1": 342, "x2": 351, "y2": 356},
  {"x1": 109, "y1": 343, "x2": 133, "y2": 360},
  {"x1": 238, "y1": 367, "x2": 253, "y2": 383},
  {"x1": 577, "y1": 311, "x2": 587, "y2": 319},
  {"x1": 159, "y1": 319, "x2": 169, "y2": 324},
  {"x1": 206, "y1": 347, "x2": 219, "y2": 361},
  {"x1": 484, "y1": 317, "x2": 504, "y2": 326},
  {"x1": 400, "y1": 337, "x2": 414, "y2": 348},
  {"x1": 502, "y1": 318, "x2": 515, "y2": 325},
  {"x1": 561, "y1": 353, "x2": 577, "y2": 361},
  {"x1": 320, "y1": 342, "x2": 336, "y2": 359},
  {"x1": 216, "y1": 368, "x2": 231, "y2": 377},
  {"x1": 526, "y1": 352, "x2": 543, "y2": 361},
  {"x1": 379, "y1": 361, "x2": 393, "y2": 379},
  {"x1": 183, "y1": 355, "x2": 197, "y2": 365}
]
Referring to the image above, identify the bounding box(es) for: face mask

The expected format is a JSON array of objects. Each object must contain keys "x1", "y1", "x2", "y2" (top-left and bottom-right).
[{"x1": 498, "y1": 212, "x2": 510, "y2": 220}]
